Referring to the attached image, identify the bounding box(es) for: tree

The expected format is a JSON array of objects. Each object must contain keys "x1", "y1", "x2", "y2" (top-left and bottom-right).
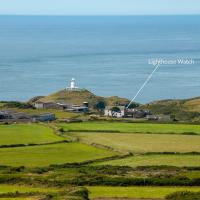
[
  {"x1": 111, "y1": 106, "x2": 121, "y2": 113},
  {"x1": 94, "y1": 100, "x2": 106, "y2": 111}
]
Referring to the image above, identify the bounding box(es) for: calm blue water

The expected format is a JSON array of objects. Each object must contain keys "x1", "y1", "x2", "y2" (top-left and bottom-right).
[{"x1": 0, "y1": 15, "x2": 200, "y2": 103}]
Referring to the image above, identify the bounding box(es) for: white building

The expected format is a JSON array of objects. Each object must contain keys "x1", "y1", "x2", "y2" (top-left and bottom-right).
[
  {"x1": 104, "y1": 106, "x2": 126, "y2": 118},
  {"x1": 66, "y1": 78, "x2": 80, "y2": 91}
]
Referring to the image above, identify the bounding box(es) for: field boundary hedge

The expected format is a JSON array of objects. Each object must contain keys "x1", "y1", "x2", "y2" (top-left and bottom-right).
[
  {"x1": 71, "y1": 176, "x2": 200, "y2": 187},
  {"x1": 0, "y1": 140, "x2": 69, "y2": 149},
  {"x1": 63, "y1": 129, "x2": 200, "y2": 136}
]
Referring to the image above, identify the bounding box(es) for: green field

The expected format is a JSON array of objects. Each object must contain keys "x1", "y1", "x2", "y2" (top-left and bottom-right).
[
  {"x1": 1, "y1": 121, "x2": 200, "y2": 199},
  {"x1": 0, "y1": 184, "x2": 57, "y2": 194},
  {"x1": 70, "y1": 132, "x2": 200, "y2": 153},
  {"x1": 59, "y1": 122, "x2": 200, "y2": 134},
  {"x1": 0, "y1": 143, "x2": 116, "y2": 167},
  {"x1": 88, "y1": 186, "x2": 200, "y2": 199},
  {"x1": 95, "y1": 154, "x2": 200, "y2": 167},
  {"x1": 0, "y1": 124, "x2": 63, "y2": 145},
  {"x1": 0, "y1": 184, "x2": 59, "y2": 200}
]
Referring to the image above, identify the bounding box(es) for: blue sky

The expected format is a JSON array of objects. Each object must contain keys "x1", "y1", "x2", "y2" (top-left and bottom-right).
[{"x1": 0, "y1": 0, "x2": 200, "y2": 15}]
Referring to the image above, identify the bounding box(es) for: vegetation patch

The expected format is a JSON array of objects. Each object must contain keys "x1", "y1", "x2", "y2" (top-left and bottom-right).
[
  {"x1": 69, "y1": 132, "x2": 200, "y2": 153},
  {"x1": 0, "y1": 124, "x2": 63, "y2": 146},
  {"x1": 0, "y1": 184, "x2": 58, "y2": 194},
  {"x1": 94, "y1": 154, "x2": 200, "y2": 167},
  {"x1": 165, "y1": 191, "x2": 200, "y2": 200},
  {"x1": 87, "y1": 186, "x2": 200, "y2": 199},
  {"x1": 0, "y1": 184, "x2": 89, "y2": 200},
  {"x1": 0, "y1": 143, "x2": 117, "y2": 167},
  {"x1": 59, "y1": 122, "x2": 200, "y2": 135}
]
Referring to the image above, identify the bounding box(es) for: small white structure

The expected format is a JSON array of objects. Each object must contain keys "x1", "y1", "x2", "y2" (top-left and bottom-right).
[
  {"x1": 104, "y1": 106, "x2": 126, "y2": 118},
  {"x1": 66, "y1": 78, "x2": 79, "y2": 91}
]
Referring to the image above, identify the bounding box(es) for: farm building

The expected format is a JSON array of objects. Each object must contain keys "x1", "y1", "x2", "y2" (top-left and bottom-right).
[
  {"x1": 0, "y1": 111, "x2": 12, "y2": 119},
  {"x1": 104, "y1": 106, "x2": 151, "y2": 119},
  {"x1": 34, "y1": 102, "x2": 61, "y2": 109},
  {"x1": 0, "y1": 110, "x2": 30, "y2": 121},
  {"x1": 64, "y1": 102, "x2": 89, "y2": 113},
  {"x1": 0, "y1": 110, "x2": 56, "y2": 122},
  {"x1": 145, "y1": 114, "x2": 171, "y2": 121},
  {"x1": 34, "y1": 99, "x2": 89, "y2": 113},
  {"x1": 126, "y1": 109, "x2": 150, "y2": 118},
  {"x1": 32, "y1": 113, "x2": 56, "y2": 122}
]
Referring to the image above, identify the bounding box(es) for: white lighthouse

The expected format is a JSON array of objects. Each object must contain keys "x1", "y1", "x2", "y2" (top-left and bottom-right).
[{"x1": 66, "y1": 78, "x2": 79, "y2": 91}]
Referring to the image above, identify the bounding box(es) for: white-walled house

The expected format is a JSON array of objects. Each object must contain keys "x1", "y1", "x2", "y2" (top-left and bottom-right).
[{"x1": 104, "y1": 106, "x2": 126, "y2": 118}]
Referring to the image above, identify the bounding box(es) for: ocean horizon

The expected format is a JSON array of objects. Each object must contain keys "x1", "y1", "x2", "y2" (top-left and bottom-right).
[{"x1": 0, "y1": 15, "x2": 200, "y2": 103}]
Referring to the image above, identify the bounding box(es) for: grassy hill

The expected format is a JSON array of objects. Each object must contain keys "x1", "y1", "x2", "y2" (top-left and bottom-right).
[
  {"x1": 36, "y1": 89, "x2": 130, "y2": 108},
  {"x1": 37, "y1": 89, "x2": 200, "y2": 121},
  {"x1": 140, "y1": 97, "x2": 200, "y2": 122}
]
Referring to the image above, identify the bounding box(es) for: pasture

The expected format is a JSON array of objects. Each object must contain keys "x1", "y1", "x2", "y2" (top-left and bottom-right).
[
  {"x1": 0, "y1": 124, "x2": 63, "y2": 145},
  {"x1": 70, "y1": 132, "x2": 200, "y2": 153},
  {"x1": 0, "y1": 184, "x2": 57, "y2": 194},
  {"x1": 95, "y1": 154, "x2": 200, "y2": 167},
  {"x1": 88, "y1": 186, "x2": 200, "y2": 199},
  {"x1": 59, "y1": 122, "x2": 200, "y2": 134},
  {"x1": 1, "y1": 121, "x2": 200, "y2": 199},
  {"x1": 0, "y1": 143, "x2": 116, "y2": 167}
]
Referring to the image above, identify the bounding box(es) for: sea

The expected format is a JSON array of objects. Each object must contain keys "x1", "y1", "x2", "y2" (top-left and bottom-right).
[{"x1": 0, "y1": 15, "x2": 200, "y2": 103}]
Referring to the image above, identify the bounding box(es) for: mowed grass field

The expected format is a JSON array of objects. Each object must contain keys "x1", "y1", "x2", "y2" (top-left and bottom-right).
[
  {"x1": 59, "y1": 122, "x2": 200, "y2": 134},
  {"x1": 95, "y1": 154, "x2": 200, "y2": 167},
  {"x1": 70, "y1": 132, "x2": 200, "y2": 153},
  {"x1": 0, "y1": 124, "x2": 63, "y2": 145},
  {"x1": 0, "y1": 143, "x2": 117, "y2": 167},
  {"x1": 87, "y1": 186, "x2": 200, "y2": 199}
]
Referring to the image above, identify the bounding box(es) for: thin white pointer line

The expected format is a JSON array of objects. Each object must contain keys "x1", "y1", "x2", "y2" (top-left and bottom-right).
[{"x1": 126, "y1": 64, "x2": 160, "y2": 109}]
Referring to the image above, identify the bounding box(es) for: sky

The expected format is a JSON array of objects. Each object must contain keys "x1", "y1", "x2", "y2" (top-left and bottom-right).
[{"x1": 0, "y1": 0, "x2": 200, "y2": 15}]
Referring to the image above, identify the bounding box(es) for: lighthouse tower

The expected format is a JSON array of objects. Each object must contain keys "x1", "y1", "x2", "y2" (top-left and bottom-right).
[{"x1": 66, "y1": 78, "x2": 79, "y2": 91}]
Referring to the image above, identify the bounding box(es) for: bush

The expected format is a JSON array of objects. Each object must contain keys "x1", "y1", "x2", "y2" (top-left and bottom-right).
[
  {"x1": 68, "y1": 187, "x2": 89, "y2": 200},
  {"x1": 4, "y1": 101, "x2": 34, "y2": 109},
  {"x1": 71, "y1": 176, "x2": 200, "y2": 186},
  {"x1": 166, "y1": 191, "x2": 200, "y2": 200},
  {"x1": 94, "y1": 100, "x2": 106, "y2": 111}
]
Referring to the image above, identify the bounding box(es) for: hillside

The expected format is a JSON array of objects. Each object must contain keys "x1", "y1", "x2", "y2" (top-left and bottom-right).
[
  {"x1": 36, "y1": 89, "x2": 130, "y2": 108},
  {"x1": 140, "y1": 96, "x2": 200, "y2": 122}
]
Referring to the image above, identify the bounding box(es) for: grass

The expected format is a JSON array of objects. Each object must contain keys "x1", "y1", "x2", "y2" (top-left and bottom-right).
[
  {"x1": 0, "y1": 184, "x2": 59, "y2": 200},
  {"x1": 0, "y1": 103, "x2": 6, "y2": 108},
  {"x1": 0, "y1": 143, "x2": 117, "y2": 167},
  {"x1": 87, "y1": 186, "x2": 200, "y2": 199},
  {"x1": 70, "y1": 132, "x2": 200, "y2": 153},
  {"x1": 0, "y1": 124, "x2": 63, "y2": 145},
  {"x1": 59, "y1": 122, "x2": 200, "y2": 134},
  {"x1": 95, "y1": 154, "x2": 200, "y2": 167},
  {"x1": 0, "y1": 184, "x2": 57, "y2": 194},
  {"x1": 183, "y1": 171, "x2": 200, "y2": 179}
]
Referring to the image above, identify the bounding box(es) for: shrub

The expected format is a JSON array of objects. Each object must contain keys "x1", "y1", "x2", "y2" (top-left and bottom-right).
[
  {"x1": 4, "y1": 101, "x2": 34, "y2": 109},
  {"x1": 166, "y1": 191, "x2": 200, "y2": 200},
  {"x1": 94, "y1": 100, "x2": 106, "y2": 111},
  {"x1": 68, "y1": 187, "x2": 89, "y2": 200}
]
